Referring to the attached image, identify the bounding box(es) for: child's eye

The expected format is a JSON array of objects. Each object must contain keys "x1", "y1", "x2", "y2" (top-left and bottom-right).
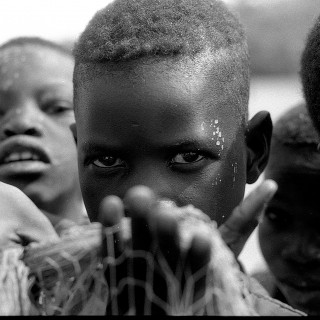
[
  {"x1": 265, "y1": 208, "x2": 290, "y2": 228},
  {"x1": 170, "y1": 152, "x2": 205, "y2": 165},
  {"x1": 92, "y1": 156, "x2": 125, "y2": 168},
  {"x1": 43, "y1": 101, "x2": 73, "y2": 115}
]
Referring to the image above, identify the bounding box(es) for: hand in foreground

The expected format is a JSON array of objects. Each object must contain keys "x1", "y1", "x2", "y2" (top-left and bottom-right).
[
  {"x1": 0, "y1": 182, "x2": 59, "y2": 248},
  {"x1": 98, "y1": 185, "x2": 212, "y2": 315},
  {"x1": 218, "y1": 179, "x2": 278, "y2": 258}
]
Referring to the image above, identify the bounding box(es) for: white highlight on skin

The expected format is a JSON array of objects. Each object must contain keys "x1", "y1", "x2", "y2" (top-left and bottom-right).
[
  {"x1": 201, "y1": 119, "x2": 226, "y2": 155},
  {"x1": 231, "y1": 162, "x2": 238, "y2": 185},
  {"x1": 212, "y1": 173, "x2": 222, "y2": 186}
]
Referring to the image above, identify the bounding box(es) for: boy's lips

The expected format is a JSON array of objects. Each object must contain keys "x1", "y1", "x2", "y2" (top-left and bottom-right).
[
  {"x1": 279, "y1": 277, "x2": 320, "y2": 313},
  {"x1": 279, "y1": 276, "x2": 320, "y2": 292},
  {"x1": 0, "y1": 138, "x2": 51, "y2": 176}
]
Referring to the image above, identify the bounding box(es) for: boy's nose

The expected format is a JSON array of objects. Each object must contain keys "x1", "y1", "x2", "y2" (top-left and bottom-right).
[
  {"x1": 0, "y1": 107, "x2": 42, "y2": 139},
  {"x1": 127, "y1": 167, "x2": 175, "y2": 203}
]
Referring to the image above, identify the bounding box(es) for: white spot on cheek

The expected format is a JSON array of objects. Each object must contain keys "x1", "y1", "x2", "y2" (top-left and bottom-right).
[
  {"x1": 232, "y1": 162, "x2": 238, "y2": 184},
  {"x1": 203, "y1": 119, "x2": 225, "y2": 154},
  {"x1": 212, "y1": 173, "x2": 222, "y2": 186}
]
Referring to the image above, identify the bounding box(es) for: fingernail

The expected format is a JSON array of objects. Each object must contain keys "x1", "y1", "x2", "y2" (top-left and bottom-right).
[{"x1": 264, "y1": 179, "x2": 278, "y2": 202}]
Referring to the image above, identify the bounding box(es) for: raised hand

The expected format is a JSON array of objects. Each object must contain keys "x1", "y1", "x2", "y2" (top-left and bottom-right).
[
  {"x1": 219, "y1": 179, "x2": 278, "y2": 258},
  {"x1": 98, "y1": 185, "x2": 212, "y2": 315},
  {"x1": 0, "y1": 182, "x2": 58, "y2": 248}
]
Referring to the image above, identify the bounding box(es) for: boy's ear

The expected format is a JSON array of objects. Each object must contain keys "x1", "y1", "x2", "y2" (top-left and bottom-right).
[
  {"x1": 69, "y1": 123, "x2": 77, "y2": 145},
  {"x1": 245, "y1": 111, "x2": 272, "y2": 184}
]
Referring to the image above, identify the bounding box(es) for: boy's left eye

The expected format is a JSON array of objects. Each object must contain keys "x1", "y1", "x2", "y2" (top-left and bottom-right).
[
  {"x1": 43, "y1": 101, "x2": 73, "y2": 114},
  {"x1": 170, "y1": 152, "x2": 205, "y2": 165},
  {"x1": 92, "y1": 156, "x2": 125, "y2": 168}
]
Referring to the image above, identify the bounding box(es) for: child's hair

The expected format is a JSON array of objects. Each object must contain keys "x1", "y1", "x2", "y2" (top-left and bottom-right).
[
  {"x1": 268, "y1": 103, "x2": 320, "y2": 167},
  {"x1": 0, "y1": 36, "x2": 73, "y2": 58},
  {"x1": 73, "y1": 0, "x2": 250, "y2": 124},
  {"x1": 300, "y1": 15, "x2": 320, "y2": 133}
]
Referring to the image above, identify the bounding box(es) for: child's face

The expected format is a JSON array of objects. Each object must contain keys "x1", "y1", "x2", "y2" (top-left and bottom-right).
[
  {"x1": 0, "y1": 46, "x2": 78, "y2": 211},
  {"x1": 259, "y1": 145, "x2": 320, "y2": 315},
  {"x1": 75, "y1": 57, "x2": 251, "y2": 225}
]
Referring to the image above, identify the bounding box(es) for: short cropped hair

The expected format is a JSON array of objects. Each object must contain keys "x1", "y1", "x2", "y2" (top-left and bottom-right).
[
  {"x1": 0, "y1": 36, "x2": 73, "y2": 58},
  {"x1": 272, "y1": 103, "x2": 319, "y2": 149},
  {"x1": 73, "y1": 0, "x2": 249, "y2": 123},
  {"x1": 300, "y1": 15, "x2": 320, "y2": 133}
]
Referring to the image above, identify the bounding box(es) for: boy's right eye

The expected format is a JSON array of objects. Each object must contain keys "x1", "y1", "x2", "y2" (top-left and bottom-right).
[
  {"x1": 92, "y1": 156, "x2": 126, "y2": 168},
  {"x1": 265, "y1": 208, "x2": 291, "y2": 228}
]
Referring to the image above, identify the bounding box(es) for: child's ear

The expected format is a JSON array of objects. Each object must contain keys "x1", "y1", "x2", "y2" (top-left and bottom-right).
[
  {"x1": 245, "y1": 111, "x2": 272, "y2": 184},
  {"x1": 69, "y1": 123, "x2": 77, "y2": 145}
]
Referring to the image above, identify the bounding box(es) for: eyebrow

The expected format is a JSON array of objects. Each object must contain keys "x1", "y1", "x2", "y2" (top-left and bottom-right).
[
  {"x1": 82, "y1": 138, "x2": 221, "y2": 158},
  {"x1": 81, "y1": 143, "x2": 123, "y2": 156},
  {"x1": 166, "y1": 139, "x2": 213, "y2": 151}
]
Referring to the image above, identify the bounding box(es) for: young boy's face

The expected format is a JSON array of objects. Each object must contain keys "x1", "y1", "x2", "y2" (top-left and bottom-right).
[
  {"x1": 75, "y1": 56, "x2": 255, "y2": 225},
  {"x1": 0, "y1": 45, "x2": 78, "y2": 211},
  {"x1": 259, "y1": 145, "x2": 320, "y2": 315}
]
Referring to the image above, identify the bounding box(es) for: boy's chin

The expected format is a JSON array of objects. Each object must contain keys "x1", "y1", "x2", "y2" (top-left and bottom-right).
[{"x1": 279, "y1": 282, "x2": 320, "y2": 315}]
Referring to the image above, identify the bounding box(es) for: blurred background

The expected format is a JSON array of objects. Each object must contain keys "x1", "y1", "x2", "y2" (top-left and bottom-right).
[{"x1": 1, "y1": 0, "x2": 320, "y2": 274}]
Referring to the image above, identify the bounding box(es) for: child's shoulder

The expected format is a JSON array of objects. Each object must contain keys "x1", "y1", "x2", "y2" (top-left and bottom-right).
[{"x1": 241, "y1": 272, "x2": 306, "y2": 316}]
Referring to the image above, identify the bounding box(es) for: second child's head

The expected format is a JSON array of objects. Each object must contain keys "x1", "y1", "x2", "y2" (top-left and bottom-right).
[
  {"x1": 301, "y1": 15, "x2": 320, "y2": 133},
  {"x1": 72, "y1": 0, "x2": 272, "y2": 224},
  {"x1": 259, "y1": 103, "x2": 320, "y2": 315},
  {"x1": 0, "y1": 37, "x2": 82, "y2": 221}
]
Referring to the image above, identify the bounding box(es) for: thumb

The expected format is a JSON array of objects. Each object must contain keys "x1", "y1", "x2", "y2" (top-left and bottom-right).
[
  {"x1": 15, "y1": 193, "x2": 59, "y2": 245},
  {"x1": 218, "y1": 179, "x2": 277, "y2": 258}
]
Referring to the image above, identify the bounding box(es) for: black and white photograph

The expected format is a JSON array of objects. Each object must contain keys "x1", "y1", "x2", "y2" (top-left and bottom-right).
[{"x1": 0, "y1": 0, "x2": 319, "y2": 315}]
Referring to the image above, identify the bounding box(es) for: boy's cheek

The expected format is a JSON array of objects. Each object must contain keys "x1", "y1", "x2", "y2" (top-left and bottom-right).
[
  {"x1": 176, "y1": 162, "x2": 246, "y2": 225},
  {"x1": 78, "y1": 154, "x2": 246, "y2": 224},
  {"x1": 258, "y1": 222, "x2": 284, "y2": 267}
]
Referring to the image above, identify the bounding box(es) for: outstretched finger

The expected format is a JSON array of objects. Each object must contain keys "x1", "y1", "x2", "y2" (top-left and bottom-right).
[
  {"x1": 153, "y1": 205, "x2": 180, "y2": 273},
  {"x1": 123, "y1": 186, "x2": 158, "y2": 314},
  {"x1": 219, "y1": 179, "x2": 277, "y2": 257},
  {"x1": 98, "y1": 195, "x2": 125, "y2": 257},
  {"x1": 184, "y1": 232, "x2": 211, "y2": 309},
  {"x1": 124, "y1": 185, "x2": 156, "y2": 252},
  {"x1": 99, "y1": 195, "x2": 128, "y2": 315}
]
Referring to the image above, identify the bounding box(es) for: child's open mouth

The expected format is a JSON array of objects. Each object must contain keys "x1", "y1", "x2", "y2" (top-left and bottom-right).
[{"x1": 0, "y1": 138, "x2": 51, "y2": 176}]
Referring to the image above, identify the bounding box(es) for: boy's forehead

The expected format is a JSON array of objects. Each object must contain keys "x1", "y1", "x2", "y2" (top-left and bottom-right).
[
  {"x1": 0, "y1": 45, "x2": 73, "y2": 72},
  {"x1": 76, "y1": 51, "x2": 244, "y2": 122},
  {"x1": 0, "y1": 45, "x2": 74, "y2": 91},
  {"x1": 266, "y1": 143, "x2": 320, "y2": 216},
  {"x1": 267, "y1": 142, "x2": 320, "y2": 176}
]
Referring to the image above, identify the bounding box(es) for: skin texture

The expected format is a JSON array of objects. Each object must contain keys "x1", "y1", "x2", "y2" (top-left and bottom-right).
[
  {"x1": 0, "y1": 52, "x2": 276, "y2": 315},
  {"x1": 259, "y1": 142, "x2": 320, "y2": 315},
  {"x1": 74, "y1": 56, "x2": 271, "y2": 227},
  {"x1": 0, "y1": 45, "x2": 84, "y2": 225}
]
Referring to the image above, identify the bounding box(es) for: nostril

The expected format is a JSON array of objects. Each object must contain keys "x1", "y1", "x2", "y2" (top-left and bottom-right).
[
  {"x1": 2, "y1": 126, "x2": 41, "y2": 137},
  {"x1": 25, "y1": 128, "x2": 39, "y2": 136},
  {"x1": 3, "y1": 128, "x2": 16, "y2": 137}
]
